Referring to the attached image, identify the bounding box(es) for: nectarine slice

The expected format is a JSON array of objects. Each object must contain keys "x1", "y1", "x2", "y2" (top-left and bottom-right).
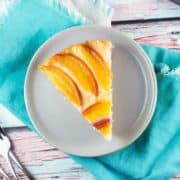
[
  {"x1": 62, "y1": 45, "x2": 111, "y2": 91},
  {"x1": 48, "y1": 54, "x2": 98, "y2": 96},
  {"x1": 39, "y1": 65, "x2": 82, "y2": 106},
  {"x1": 84, "y1": 40, "x2": 112, "y2": 63},
  {"x1": 93, "y1": 118, "x2": 111, "y2": 140},
  {"x1": 82, "y1": 100, "x2": 111, "y2": 123}
]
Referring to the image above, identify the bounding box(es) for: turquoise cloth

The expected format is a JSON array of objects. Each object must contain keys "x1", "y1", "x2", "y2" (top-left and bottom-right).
[
  {"x1": 0, "y1": 1, "x2": 180, "y2": 179},
  {"x1": 72, "y1": 45, "x2": 180, "y2": 180}
]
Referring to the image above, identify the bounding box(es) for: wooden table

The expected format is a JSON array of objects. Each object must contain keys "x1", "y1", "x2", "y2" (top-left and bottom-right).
[{"x1": 0, "y1": 0, "x2": 180, "y2": 179}]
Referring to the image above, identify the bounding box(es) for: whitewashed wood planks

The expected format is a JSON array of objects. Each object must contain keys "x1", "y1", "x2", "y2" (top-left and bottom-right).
[
  {"x1": 109, "y1": 0, "x2": 180, "y2": 21},
  {"x1": 113, "y1": 20, "x2": 180, "y2": 50},
  {"x1": 0, "y1": 127, "x2": 94, "y2": 179}
]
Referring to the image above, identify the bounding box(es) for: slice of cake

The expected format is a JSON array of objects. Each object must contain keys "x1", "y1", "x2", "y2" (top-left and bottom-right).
[{"x1": 39, "y1": 40, "x2": 112, "y2": 140}]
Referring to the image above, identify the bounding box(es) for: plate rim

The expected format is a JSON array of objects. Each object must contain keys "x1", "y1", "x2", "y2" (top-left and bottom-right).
[{"x1": 24, "y1": 25, "x2": 157, "y2": 157}]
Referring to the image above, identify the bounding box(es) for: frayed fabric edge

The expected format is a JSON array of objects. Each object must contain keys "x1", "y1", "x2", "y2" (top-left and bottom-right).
[
  {"x1": 155, "y1": 63, "x2": 180, "y2": 80},
  {"x1": 0, "y1": 0, "x2": 88, "y2": 26},
  {"x1": 44, "y1": 0, "x2": 88, "y2": 25}
]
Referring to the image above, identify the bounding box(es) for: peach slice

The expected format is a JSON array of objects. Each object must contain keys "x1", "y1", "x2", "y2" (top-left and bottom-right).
[
  {"x1": 93, "y1": 118, "x2": 111, "y2": 139},
  {"x1": 83, "y1": 101, "x2": 112, "y2": 140},
  {"x1": 84, "y1": 40, "x2": 112, "y2": 63},
  {"x1": 47, "y1": 54, "x2": 98, "y2": 96},
  {"x1": 39, "y1": 65, "x2": 82, "y2": 106},
  {"x1": 82, "y1": 100, "x2": 111, "y2": 123},
  {"x1": 62, "y1": 45, "x2": 111, "y2": 91},
  {"x1": 93, "y1": 118, "x2": 110, "y2": 129}
]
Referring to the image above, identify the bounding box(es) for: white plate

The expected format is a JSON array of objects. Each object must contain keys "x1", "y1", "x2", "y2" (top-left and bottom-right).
[{"x1": 24, "y1": 25, "x2": 157, "y2": 157}]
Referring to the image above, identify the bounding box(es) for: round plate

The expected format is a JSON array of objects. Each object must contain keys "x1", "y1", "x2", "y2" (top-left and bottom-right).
[{"x1": 24, "y1": 25, "x2": 157, "y2": 157}]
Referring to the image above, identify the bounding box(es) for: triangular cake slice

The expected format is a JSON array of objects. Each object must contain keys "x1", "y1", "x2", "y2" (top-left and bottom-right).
[{"x1": 39, "y1": 40, "x2": 112, "y2": 140}]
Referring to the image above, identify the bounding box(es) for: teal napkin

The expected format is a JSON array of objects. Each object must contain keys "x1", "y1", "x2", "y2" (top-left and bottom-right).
[
  {"x1": 72, "y1": 45, "x2": 180, "y2": 180},
  {"x1": 0, "y1": 0, "x2": 84, "y2": 129},
  {"x1": 0, "y1": 1, "x2": 180, "y2": 179}
]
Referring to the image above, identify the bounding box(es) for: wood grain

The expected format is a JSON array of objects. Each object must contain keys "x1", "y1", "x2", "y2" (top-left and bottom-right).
[
  {"x1": 113, "y1": 20, "x2": 180, "y2": 50},
  {"x1": 0, "y1": 127, "x2": 94, "y2": 179},
  {"x1": 110, "y1": 0, "x2": 180, "y2": 22}
]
